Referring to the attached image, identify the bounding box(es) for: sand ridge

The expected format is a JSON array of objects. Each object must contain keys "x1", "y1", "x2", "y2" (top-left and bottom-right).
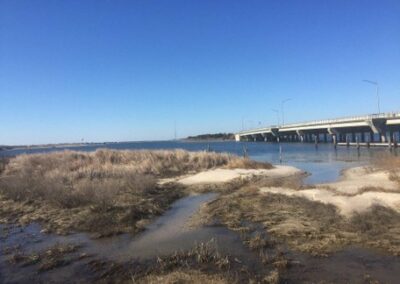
[{"x1": 260, "y1": 166, "x2": 400, "y2": 216}]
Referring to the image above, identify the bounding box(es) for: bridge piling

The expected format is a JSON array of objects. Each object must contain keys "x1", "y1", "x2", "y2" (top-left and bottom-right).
[{"x1": 236, "y1": 113, "x2": 400, "y2": 147}]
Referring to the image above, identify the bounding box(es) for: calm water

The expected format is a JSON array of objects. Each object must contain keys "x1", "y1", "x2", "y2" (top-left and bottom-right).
[{"x1": 1, "y1": 141, "x2": 395, "y2": 183}]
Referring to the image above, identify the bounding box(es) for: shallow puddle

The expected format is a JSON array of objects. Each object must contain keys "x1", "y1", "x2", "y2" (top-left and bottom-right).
[
  {"x1": 0, "y1": 193, "x2": 263, "y2": 283},
  {"x1": 285, "y1": 247, "x2": 400, "y2": 283}
]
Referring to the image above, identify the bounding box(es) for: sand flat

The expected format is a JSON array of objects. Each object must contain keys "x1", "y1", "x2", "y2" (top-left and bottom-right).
[
  {"x1": 317, "y1": 166, "x2": 399, "y2": 195},
  {"x1": 177, "y1": 165, "x2": 303, "y2": 185}
]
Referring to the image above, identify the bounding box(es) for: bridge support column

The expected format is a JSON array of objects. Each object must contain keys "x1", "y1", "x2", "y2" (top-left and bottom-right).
[
  {"x1": 261, "y1": 133, "x2": 268, "y2": 142},
  {"x1": 332, "y1": 134, "x2": 337, "y2": 146},
  {"x1": 388, "y1": 131, "x2": 393, "y2": 148},
  {"x1": 351, "y1": 133, "x2": 356, "y2": 143},
  {"x1": 361, "y1": 132, "x2": 365, "y2": 143},
  {"x1": 380, "y1": 132, "x2": 386, "y2": 143},
  {"x1": 296, "y1": 130, "x2": 305, "y2": 143}
]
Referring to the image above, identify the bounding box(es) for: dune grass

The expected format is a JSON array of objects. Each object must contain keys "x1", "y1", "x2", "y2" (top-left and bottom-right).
[{"x1": 0, "y1": 149, "x2": 272, "y2": 236}]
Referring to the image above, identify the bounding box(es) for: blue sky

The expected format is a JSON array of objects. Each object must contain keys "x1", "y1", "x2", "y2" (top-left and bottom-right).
[{"x1": 1, "y1": 0, "x2": 400, "y2": 145}]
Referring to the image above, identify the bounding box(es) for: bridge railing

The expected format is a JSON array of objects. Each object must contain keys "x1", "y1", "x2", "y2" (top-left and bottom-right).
[
  {"x1": 279, "y1": 112, "x2": 400, "y2": 129},
  {"x1": 237, "y1": 112, "x2": 400, "y2": 136},
  {"x1": 238, "y1": 127, "x2": 274, "y2": 135}
]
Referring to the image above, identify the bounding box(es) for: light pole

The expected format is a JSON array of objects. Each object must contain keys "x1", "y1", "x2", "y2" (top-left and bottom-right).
[
  {"x1": 363, "y1": 80, "x2": 380, "y2": 114},
  {"x1": 281, "y1": 98, "x2": 292, "y2": 125},
  {"x1": 241, "y1": 117, "x2": 254, "y2": 131},
  {"x1": 271, "y1": 109, "x2": 280, "y2": 126}
]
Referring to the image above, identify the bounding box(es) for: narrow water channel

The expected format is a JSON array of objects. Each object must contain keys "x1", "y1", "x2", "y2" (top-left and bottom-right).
[{"x1": 0, "y1": 193, "x2": 263, "y2": 283}]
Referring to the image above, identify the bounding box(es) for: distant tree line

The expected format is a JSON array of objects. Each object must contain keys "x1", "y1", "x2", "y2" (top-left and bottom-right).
[{"x1": 186, "y1": 133, "x2": 235, "y2": 141}]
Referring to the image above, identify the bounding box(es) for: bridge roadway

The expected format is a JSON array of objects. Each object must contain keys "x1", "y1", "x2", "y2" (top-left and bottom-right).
[{"x1": 235, "y1": 113, "x2": 400, "y2": 147}]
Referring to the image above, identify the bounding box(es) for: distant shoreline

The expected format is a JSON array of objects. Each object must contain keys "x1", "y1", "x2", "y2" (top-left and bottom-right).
[
  {"x1": 0, "y1": 136, "x2": 236, "y2": 152},
  {"x1": 181, "y1": 139, "x2": 234, "y2": 142},
  {"x1": 0, "y1": 142, "x2": 105, "y2": 152},
  {"x1": 184, "y1": 133, "x2": 235, "y2": 141}
]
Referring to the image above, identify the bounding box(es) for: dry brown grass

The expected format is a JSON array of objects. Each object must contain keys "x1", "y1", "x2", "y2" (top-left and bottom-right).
[
  {"x1": 0, "y1": 149, "x2": 252, "y2": 208},
  {"x1": 90, "y1": 239, "x2": 272, "y2": 283},
  {"x1": 199, "y1": 185, "x2": 400, "y2": 256},
  {"x1": 0, "y1": 149, "x2": 271, "y2": 236},
  {"x1": 225, "y1": 158, "x2": 273, "y2": 170},
  {"x1": 0, "y1": 156, "x2": 9, "y2": 174},
  {"x1": 7, "y1": 243, "x2": 80, "y2": 271},
  {"x1": 137, "y1": 270, "x2": 228, "y2": 284}
]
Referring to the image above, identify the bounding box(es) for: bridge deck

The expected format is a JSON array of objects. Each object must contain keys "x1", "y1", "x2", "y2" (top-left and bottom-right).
[{"x1": 236, "y1": 112, "x2": 400, "y2": 147}]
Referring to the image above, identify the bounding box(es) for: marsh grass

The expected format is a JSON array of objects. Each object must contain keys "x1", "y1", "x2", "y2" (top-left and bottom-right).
[
  {"x1": 8, "y1": 243, "x2": 80, "y2": 271},
  {"x1": 0, "y1": 149, "x2": 271, "y2": 236},
  {"x1": 0, "y1": 157, "x2": 9, "y2": 174},
  {"x1": 135, "y1": 270, "x2": 228, "y2": 284},
  {"x1": 200, "y1": 185, "x2": 400, "y2": 256},
  {"x1": 89, "y1": 239, "x2": 274, "y2": 283},
  {"x1": 0, "y1": 149, "x2": 271, "y2": 209}
]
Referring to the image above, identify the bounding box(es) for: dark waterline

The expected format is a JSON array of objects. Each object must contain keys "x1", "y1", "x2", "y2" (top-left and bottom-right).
[{"x1": 1, "y1": 141, "x2": 394, "y2": 183}]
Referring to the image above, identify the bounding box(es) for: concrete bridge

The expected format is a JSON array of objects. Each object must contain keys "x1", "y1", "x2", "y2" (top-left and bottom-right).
[{"x1": 235, "y1": 112, "x2": 400, "y2": 147}]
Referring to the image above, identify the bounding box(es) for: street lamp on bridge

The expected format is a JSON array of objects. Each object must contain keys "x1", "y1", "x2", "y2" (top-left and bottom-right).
[
  {"x1": 281, "y1": 98, "x2": 292, "y2": 125},
  {"x1": 362, "y1": 80, "x2": 380, "y2": 114},
  {"x1": 271, "y1": 109, "x2": 280, "y2": 126}
]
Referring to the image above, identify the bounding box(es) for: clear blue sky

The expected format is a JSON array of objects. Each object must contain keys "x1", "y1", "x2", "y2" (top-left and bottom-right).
[{"x1": 1, "y1": 0, "x2": 400, "y2": 145}]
